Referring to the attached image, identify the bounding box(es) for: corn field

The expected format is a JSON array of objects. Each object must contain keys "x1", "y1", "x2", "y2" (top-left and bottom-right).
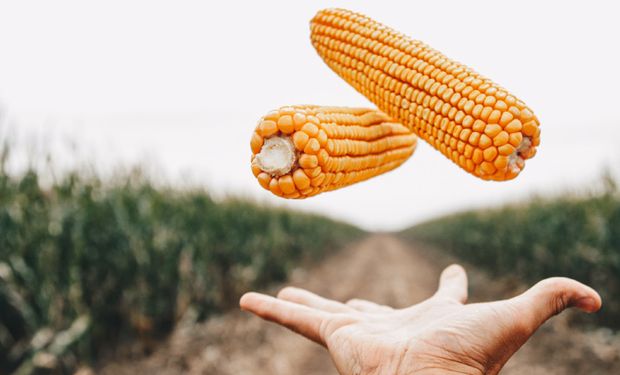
[
  {"x1": 401, "y1": 176, "x2": 620, "y2": 329},
  {"x1": 0, "y1": 143, "x2": 362, "y2": 374}
]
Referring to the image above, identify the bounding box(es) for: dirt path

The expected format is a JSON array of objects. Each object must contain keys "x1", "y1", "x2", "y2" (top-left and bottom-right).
[{"x1": 98, "y1": 234, "x2": 620, "y2": 375}]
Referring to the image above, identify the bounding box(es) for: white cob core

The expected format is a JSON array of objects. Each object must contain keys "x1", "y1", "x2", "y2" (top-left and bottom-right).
[
  {"x1": 508, "y1": 137, "x2": 533, "y2": 173},
  {"x1": 254, "y1": 136, "x2": 296, "y2": 176}
]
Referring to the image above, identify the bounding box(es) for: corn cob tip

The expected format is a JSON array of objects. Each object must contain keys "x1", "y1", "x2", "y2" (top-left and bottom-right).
[
  {"x1": 253, "y1": 136, "x2": 296, "y2": 176},
  {"x1": 509, "y1": 136, "x2": 533, "y2": 174}
]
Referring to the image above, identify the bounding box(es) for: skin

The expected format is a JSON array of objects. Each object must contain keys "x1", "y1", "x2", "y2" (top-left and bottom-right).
[{"x1": 240, "y1": 264, "x2": 602, "y2": 375}]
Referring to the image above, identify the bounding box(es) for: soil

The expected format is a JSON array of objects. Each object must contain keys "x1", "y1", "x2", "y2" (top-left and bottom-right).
[{"x1": 96, "y1": 234, "x2": 620, "y2": 375}]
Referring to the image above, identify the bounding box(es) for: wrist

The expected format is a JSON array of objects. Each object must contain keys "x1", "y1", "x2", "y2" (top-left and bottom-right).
[{"x1": 378, "y1": 351, "x2": 485, "y2": 375}]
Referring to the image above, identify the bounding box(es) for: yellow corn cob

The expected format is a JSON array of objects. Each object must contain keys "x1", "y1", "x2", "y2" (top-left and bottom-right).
[
  {"x1": 251, "y1": 106, "x2": 417, "y2": 199},
  {"x1": 310, "y1": 8, "x2": 540, "y2": 181}
]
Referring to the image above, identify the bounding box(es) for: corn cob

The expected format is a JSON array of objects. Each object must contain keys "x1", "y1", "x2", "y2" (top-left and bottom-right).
[
  {"x1": 251, "y1": 106, "x2": 417, "y2": 199},
  {"x1": 310, "y1": 8, "x2": 540, "y2": 181}
]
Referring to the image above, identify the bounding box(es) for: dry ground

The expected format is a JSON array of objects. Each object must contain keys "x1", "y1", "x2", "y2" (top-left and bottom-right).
[{"x1": 97, "y1": 234, "x2": 620, "y2": 375}]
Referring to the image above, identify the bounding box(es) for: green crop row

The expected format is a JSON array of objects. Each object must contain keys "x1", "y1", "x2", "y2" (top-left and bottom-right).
[
  {"x1": 401, "y1": 177, "x2": 620, "y2": 329},
  {"x1": 0, "y1": 144, "x2": 362, "y2": 373}
]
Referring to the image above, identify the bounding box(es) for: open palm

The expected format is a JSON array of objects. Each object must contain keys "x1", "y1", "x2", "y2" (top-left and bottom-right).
[{"x1": 240, "y1": 264, "x2": 601, "y2": 375}]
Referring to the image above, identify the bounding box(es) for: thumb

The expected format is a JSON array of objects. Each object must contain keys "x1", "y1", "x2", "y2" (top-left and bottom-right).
[{"x1": 510, "y1": 277, "x2": 602, "y2": 332}]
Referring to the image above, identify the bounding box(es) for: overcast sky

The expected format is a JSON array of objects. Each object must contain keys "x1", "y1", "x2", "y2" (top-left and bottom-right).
[{"x1": 1, "y1": 0, "x2": 619, "y2": 230}]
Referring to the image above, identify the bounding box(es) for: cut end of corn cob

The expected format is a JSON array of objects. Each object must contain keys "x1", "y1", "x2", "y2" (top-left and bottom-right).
[
  {"x1": 251, "y1": 105, "x2": 417, "y2": 199},
  {"x1": 310, "y1": 8, "x2": 541, "y2": 181},
  {"x1": 254, "y1": 136, "x2": 296, "y2": 176}
]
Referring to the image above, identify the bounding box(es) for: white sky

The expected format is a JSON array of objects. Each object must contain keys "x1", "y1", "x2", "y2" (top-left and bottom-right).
[{"x1": 1, "y1": 0, "x2": 619, "y2": 230}]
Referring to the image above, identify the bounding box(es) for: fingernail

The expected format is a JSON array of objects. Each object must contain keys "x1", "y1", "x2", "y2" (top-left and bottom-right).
[
  {"x1": 572, "y1": 296, "x2": 597, "y2": 312},
  {"x1": 444, "y1": 264, "x2": 463, "y2": 277}
]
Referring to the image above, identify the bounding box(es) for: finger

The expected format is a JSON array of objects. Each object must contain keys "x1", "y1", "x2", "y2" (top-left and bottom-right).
[
  {"x1": 434, "y1": 264, "x2": 468, "y2": 303},
  {"x1": 509, "y1": 277, "x2": 602, "y2": 332},
  {"x1": 277, "y1": 287, "x2": 353, "y2": 313},
  {"x1": 346, "y1": 298, "x2": 393, "y2": 313},
  {"x1": 239, "y1": 292, "x2": 330, "y2": 345}
]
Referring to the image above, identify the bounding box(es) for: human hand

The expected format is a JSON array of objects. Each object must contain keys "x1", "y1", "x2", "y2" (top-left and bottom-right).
[{"x1": 240, "y1": 264, "x2": 601, "y2": 375}]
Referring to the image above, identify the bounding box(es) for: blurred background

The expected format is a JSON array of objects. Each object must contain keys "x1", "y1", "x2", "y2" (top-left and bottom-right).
[{"x1": 1, "y1": 1, "x2": 619, "y2": 374}]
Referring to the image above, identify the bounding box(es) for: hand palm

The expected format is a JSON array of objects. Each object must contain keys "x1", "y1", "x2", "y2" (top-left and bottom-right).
[{"x1": 241, "y1": 265, "x2": 600, "y2": 375}]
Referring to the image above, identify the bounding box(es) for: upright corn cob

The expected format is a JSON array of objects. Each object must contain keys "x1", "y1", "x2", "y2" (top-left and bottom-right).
[
  {"x1": 251, "y1": 106, "x2": 417, "y2": 198},
  {"x1": 310, "y1": 8, "x2": 540, "y2": 181}
]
